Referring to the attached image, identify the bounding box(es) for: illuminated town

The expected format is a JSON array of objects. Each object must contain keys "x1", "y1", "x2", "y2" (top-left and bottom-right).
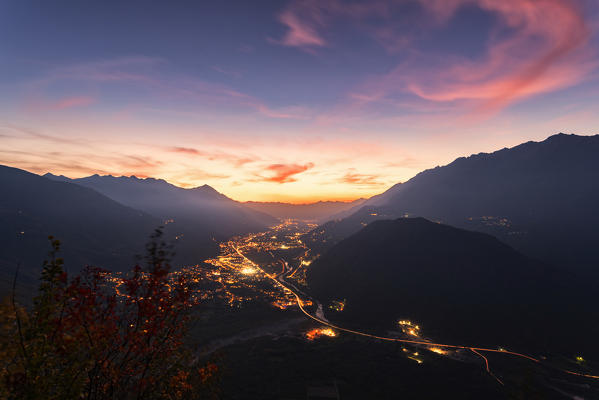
[{"x1": 103, "y1": 219, "x2": 598, "y2": 387}]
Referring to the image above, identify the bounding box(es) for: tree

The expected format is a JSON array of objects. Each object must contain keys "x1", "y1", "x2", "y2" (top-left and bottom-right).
[{"x1": 1, "y1": 229, "x2": 219, "y2": 400}]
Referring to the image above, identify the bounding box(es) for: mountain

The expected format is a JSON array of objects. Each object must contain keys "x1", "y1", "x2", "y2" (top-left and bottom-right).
[
  {"x1": 0, "y1": 165, "x2": 159, "y2": 295},
  {"x1": 307, "y1": 218, "x2": 599, "y2": 355},
  {"x1": 243, "y1": 199, "x2": 366, "y2": 222},
  {"x1": 304, "y1": 133, "x2": 599, "y2": 269},
  {"x1": 44, "y1": 173, "x2": 278, "y2": 264}
]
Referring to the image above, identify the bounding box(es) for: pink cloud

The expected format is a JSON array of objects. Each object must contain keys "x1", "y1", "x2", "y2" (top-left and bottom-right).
[
  {"x1": 276, "y1": 9, "x2": 326, "y2": 47},
  {"x1": 25, "y1": 95, "x2": 95, "y2": 112},
  {"x1": 277, "y1": 0, "x2": 596, "y2": 117},
  {"x1": 50, "y1": 96, "x2": 95, "y2": 110},
  {"x1": 341, "y1": 171, "x2": 384, "y2": 186},
  {"x1": 411, "y1": 0, "x2": 594, "y2": 111},
  {"x1": 166, "y1": 146, "x2": 258, "y2": 167},
  {"x1": 272, "y1": 0, "x2": 389, "y2": 49},
  {"x1": 259, "y1": 163, "x2": 314, "y2": 183},
  {"x1": 169, "y1": 146, "x2": 203, "y2": 155},
  {"x1": 349, "y1": 0, "x2": 596, "y2": 116}
]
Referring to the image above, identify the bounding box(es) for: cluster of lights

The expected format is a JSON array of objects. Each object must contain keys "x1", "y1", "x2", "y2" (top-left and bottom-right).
[
  {"x1": 240, "y1": 266, "x2": 257, "y2": 275},
  {"x1": 428, "y1": 347, "x2": 447, "y2": 355},
  {"x1": 398, "y1": 320, "x2": 420, "y2": 337},
  {"x1": 107, "y1": 219, "x2": 317, "y2": 313},
  {"x1": 306, "y1": 327, "x2": 337, "y2": 340},
  {"x1": 402, "y1": 348, "x2": 423, "y2": 364},
  {"x1": 200, "y1": 220, "x2": 315, "y2": 308},
  {"x1": 272, "y1": 300, "x2": 297, "y2": 310},
  {"x1": 329, "y1": 299, "x2": 346, "y2": 312}
]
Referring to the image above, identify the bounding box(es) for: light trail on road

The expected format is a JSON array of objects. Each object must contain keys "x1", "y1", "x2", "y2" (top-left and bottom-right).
[
  {"x1": 232, "y1": 243, "x2": 599, "y2": 382},
  {"x1": 471, "y1": 348, "x2": 504, "y2": 385}
]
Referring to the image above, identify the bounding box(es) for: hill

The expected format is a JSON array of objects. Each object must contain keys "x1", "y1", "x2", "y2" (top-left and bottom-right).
[
  {"x1": 304, "y1": 133, "x2": 599, "y2": 269},
  {"x1": 44, "y1": 173, "x2": 278, "y2": 265},
  {"x1": 307, "y1": 218, "x2": 599, "y2": 355},
  {"x1": 0, "y1": 165, "x2": 159, "y2": 294}
]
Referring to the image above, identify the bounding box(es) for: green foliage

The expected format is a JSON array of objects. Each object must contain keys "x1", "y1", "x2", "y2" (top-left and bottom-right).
[{"x1": 1, "y1": 231, "x2": 220, "y2": 400}]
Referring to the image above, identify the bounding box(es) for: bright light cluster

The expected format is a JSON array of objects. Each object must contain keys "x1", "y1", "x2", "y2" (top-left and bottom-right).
[
  {"x1": 306, "y1": 327, "x2": 337, "y2": 340},
  {"x1": 398, "y1": 320, "x2": 420, "y2": 337}
]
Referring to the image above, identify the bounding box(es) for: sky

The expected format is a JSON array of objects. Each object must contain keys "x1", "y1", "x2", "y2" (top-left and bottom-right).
[{"x1": 1, "y1": 0, "x2": 599, "y2": 203}]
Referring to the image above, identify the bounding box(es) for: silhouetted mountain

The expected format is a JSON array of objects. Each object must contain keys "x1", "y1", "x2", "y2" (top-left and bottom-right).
[
  {"x1": 0, "y1": 165, "x2": 159, "y2": 294},
  {"x1": 44, "y1": 173, "x2": 278, "y2": 265},
  {"x1": 243, "y1": 199, "x2": 366, "y2": 222},
  {"x1": 307, "y1": 218, "x2": 599, "y2": 356},
  {"x1": 304, "y1": 133, "x2": 599, "y2": 269}
]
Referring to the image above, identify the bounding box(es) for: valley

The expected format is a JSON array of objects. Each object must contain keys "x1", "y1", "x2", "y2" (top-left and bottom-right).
[
  {"x1": 141, "y1": 220, "x2": 599, "y2": 399},
  {"x1": 4, "y1": 2, "x2": 599, "y2": 397}
]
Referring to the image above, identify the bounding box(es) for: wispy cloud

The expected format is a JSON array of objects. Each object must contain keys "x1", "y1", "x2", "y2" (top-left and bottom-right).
[
  {"x1": 271, "y1": 0, "x2": 391, "y2": 50},
  {"x1": 211, "y1": 65, "x2": 242, "y2": 78},
  {"x1": 166, "y1": 146, "x2": 258, "y2": 167},
  {"x1": 274, "y1": 8, "x2": 327, "y2": 48},
  {"x1": 257, "y1": 162, "x2": 314, "y2": 183},
  {"x1": 0, "y1": 124, "x2": 83, "y2": 144},
  {"x1": 276, "y1": 0, "x2": 596, "y2": 118},
  {"x1": 0, "y1": 124, "x2": 165, "y2": 178},
  {"x1": 348, "y1": 0, "x2": 596, "y2": 116},
  {"x1": 25, "y1": 95, "x2": 96, "y2": 111},
  {"x1": 412, "y1": 0, "x2": 593, "y2": 111},
  {"x1": 23, "y1": 56, "x2": 309, "y2": 120},
  {"x1": 340, "y1": 171, "x2": 384, "y2": 186},
  {"x1": 169, "y1": 146, "x2": 203, "y2": 155}
]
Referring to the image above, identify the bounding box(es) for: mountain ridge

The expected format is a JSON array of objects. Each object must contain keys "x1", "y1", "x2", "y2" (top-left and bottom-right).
[
  {"x1": 43, "y1": 171, "x2": 278, "y2": 265},
  {"x1": 0, "y1": 165, "x2": 160, "y2": 293},
  {"x1": 307, "y1": 217, "x2": 599, "y2": 356},
  {"x1": 304, "y1": 133, "x2": 599, "y2": 269}
]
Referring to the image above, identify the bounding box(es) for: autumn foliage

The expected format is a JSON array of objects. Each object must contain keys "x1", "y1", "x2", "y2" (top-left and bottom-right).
[{"x1": 1, "y1": 229, "x2": 219, "y2": 400}]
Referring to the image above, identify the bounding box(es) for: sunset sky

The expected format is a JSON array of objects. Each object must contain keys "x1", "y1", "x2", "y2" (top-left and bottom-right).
[{"x1": 1, "y1": 0, "x2": 598, "y2": 202}]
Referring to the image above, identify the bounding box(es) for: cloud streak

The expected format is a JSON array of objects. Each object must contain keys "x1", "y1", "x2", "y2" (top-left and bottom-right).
[
  {"x1": 166, "y1": 146, "x2": 257, "y2": 167},
  {"x1": 277, "y1": 0, "x2": 596, "y2": 116},
  {"x1": 413, "y1": 0, "x2": 593, "y2": 110},
  {"x1": 25, "y1": 96, "x2": 96, "y2": 111},
  {"x1": 355, "y1": 0, "x2": 595, "y2": 115},
  {"x1": 275, "y1": 8, "x2": 326, "y2": 47},
  {"x1": 258, "y1": 163, "x2": 314, "y2": 183},
  {"x1": 341, "y1": 171, "x2": 385, "y2": 186},
  {"x1": 24, "y1": 56, "x2": 309, "y2": 120}
]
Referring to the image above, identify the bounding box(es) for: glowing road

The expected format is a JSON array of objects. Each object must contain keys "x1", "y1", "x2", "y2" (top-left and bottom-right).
[{"x1": 231, "y1": 241, "x2": 599, "y2": 384}]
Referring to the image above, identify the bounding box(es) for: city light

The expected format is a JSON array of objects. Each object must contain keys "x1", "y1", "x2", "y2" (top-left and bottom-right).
[
  {"x1": 240, "y1": 267, "x2": 257, "y2": 275},
  {"x1": 428, "y1": 347, "x2": 447, "y2": 355},
  {"x1": 306, "y1": 327, "x2": 337, "y2": 340}
]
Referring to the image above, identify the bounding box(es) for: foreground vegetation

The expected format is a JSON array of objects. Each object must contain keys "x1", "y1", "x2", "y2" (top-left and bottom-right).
[{"x1": 1, "y1": 229, "x2": 219, "y2": 400}]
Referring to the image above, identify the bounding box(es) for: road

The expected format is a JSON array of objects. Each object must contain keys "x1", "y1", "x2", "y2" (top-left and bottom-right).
[{"x1": 232, "y1": 243, "x2": 599, "y2": 383}]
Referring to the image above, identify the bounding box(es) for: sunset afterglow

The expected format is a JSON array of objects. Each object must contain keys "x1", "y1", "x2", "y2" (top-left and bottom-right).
[{"x1": 1, "y1": 0, "x2": 599, "y2": 202}]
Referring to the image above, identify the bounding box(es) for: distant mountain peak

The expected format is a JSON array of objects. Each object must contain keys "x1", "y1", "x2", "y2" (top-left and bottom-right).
[
  {"x1": 43, "y1": 172, "x2": 72, "y2": 182},
  {"x1": 197, "y1": 183, "x2": 215, "y2": 190},
  {"x1": 307, "y1": 131, "x2": 599, "y2": 269}
]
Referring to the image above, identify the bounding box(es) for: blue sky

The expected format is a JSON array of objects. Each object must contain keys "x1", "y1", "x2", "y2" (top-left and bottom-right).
[{"x1": 1, "y1": 0, "x2": 598, "y2": 202}]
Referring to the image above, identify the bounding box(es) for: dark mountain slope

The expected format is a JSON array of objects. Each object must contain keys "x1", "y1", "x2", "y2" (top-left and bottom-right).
[
  {"x1": 307, "y1": 218, "x2": 599, "y2": 356},
  {"x1": 0, "y1": 165, "x2": 158, "y2": 292},
  {"x1": 305, "y1": 133, "x2": 599, "y2": 269},
  {"x1": 44, "y1": 174, "x2": 278, "y2": 264}
]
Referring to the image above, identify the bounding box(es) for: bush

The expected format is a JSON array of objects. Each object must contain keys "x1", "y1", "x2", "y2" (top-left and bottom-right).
[{"x1": 1, "y1": 229, "x2": 219, "y2": 400}]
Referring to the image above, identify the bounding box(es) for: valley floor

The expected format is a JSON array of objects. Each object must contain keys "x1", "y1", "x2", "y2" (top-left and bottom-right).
[{"x1": 177, "y1": 220, "x2": 599, "y2": 399}]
